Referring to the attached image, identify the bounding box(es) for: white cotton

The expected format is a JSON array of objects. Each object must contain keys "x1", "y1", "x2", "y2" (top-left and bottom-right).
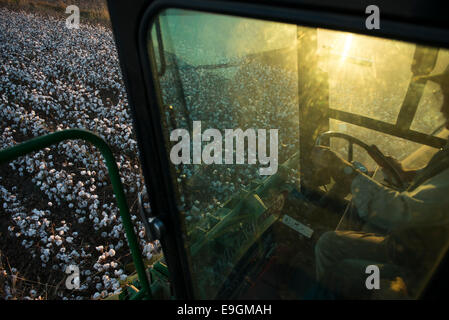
[{"x1": 107, "y1": 248, "x2": 116, "y2": 257}]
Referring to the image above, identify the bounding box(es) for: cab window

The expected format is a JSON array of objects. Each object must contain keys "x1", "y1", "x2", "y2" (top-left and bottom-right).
[{"x1": 146, "y1": 8, "x2": 449, "y2": 299}]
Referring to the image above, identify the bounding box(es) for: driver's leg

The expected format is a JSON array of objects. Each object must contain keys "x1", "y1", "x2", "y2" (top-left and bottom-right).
[
  {"x1": 315, "y1": 230, "x2": 388, "y2": 282},
  {"x1": 323, "y1": 259, "x2": 409, "y2": 299}
]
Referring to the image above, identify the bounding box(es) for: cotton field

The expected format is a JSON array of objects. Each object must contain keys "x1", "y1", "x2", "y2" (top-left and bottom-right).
[
  {"x1": 157, "y1": 53, "x2": 299, "y2": 228},
  {"x1": 0, "y1": 5, "x2": 304, "y2": 299},
  {"x1": 0, "y1": 8, "x2": 159, "y2": 300}
]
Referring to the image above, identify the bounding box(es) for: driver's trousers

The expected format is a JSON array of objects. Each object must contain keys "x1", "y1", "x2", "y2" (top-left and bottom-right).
[{"x1": 315, "y1": 230, "x2": 409, "y2": 299}]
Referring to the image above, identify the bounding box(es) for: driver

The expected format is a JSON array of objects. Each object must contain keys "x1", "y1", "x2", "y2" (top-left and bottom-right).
[{"x1": 312, "y1": 65, "x2": 449, "y2": 299}]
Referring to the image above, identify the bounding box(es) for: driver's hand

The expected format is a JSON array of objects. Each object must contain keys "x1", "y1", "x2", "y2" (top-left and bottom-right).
[
  {"x1": 381, "y1": 155, "x2": 417, "y2": 184},
  {"x1": 370, "y1": 145, "x2": 417, "y2": 184},
  {"x1": 311, "y1": 146, "x2": 352, "y2": 182}
]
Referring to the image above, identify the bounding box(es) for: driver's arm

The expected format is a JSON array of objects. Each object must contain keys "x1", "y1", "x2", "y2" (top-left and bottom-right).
[
  {"x1": 350, "y1": 169, "x2": 449, "y2": 231},
  {"x1": 373, "y1": 152, "x2": 423, "y2": 185},
  {"x1": 312, "y1": 146, "x2": 449, "y2": 231}
]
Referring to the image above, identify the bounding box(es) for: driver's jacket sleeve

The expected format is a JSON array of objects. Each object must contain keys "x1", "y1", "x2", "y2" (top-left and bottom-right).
[{"x1": 351, "y1": 168, "x2": 449, "y2": 231}]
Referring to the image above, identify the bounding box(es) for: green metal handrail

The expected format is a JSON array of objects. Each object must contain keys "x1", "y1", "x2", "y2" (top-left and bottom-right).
[{"x1": 0, "y1": 129, "x2": 152, "y2": 299}]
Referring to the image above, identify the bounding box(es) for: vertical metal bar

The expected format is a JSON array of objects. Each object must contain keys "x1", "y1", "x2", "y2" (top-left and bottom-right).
[
  {"x1": 348, "y1": 141, "x2": 353, "y2": 162},
  {"x1": 395, "y1": 79, "x2": 427, "y2": 130},
  {"x1": 158, "y1": 12, "x2": 192, "y2": 132},
  {"x1": 155, "y1": 17, "x2": 166, "y2": 77},
  {"x1": 297, "y1": 26, "x2": 330, "y2": 189},
  {"x1": 0, "y1": 129, "x2": 152, "y2": 299},
  {"x1": 396, "y1": 45, "x2": 439, "y2": 130}
]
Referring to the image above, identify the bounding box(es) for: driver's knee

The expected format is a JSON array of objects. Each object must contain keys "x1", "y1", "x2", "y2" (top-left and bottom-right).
[
  {"x1": 315, "y1": 230, "x2": 360, "y2": 281},
  {"x1": 315, "y1": 231, "x2": 335, "y2": 256},
  {"x1": 315, "y1": 231, "x2": 339, "y2": 281}
]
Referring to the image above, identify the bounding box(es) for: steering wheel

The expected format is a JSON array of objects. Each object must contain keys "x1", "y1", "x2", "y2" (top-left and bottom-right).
[{"x1": 315, "y1": 131, "x2": 405, "y2": 190}]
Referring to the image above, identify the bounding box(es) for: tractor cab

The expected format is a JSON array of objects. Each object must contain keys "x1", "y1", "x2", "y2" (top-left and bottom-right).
[{"x1": 106, "y1": 0, "x2": 449, "y2": 299}]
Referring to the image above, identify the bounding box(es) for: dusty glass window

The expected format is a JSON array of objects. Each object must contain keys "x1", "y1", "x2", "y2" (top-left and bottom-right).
[{"x1": 146, "y1": 9, "x2": 449, "y2": 299}]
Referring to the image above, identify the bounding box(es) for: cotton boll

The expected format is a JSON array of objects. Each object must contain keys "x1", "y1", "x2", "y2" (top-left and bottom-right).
[
  {"x1": 107, "y1": 248, "x2": 115, "y2": 257},
  {"x1": 119, "y1": 274, "x2": 128, "y2": 281}
]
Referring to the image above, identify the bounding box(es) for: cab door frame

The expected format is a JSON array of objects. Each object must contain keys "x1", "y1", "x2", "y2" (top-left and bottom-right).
[{"x1": 107, "y1": 0, "x2": 449, "y2": 299}]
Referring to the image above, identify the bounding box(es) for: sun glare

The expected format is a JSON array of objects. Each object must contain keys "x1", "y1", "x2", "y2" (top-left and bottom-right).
[{"x1": 341, "y1": 34, "x2": 353, "y2": 61}]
